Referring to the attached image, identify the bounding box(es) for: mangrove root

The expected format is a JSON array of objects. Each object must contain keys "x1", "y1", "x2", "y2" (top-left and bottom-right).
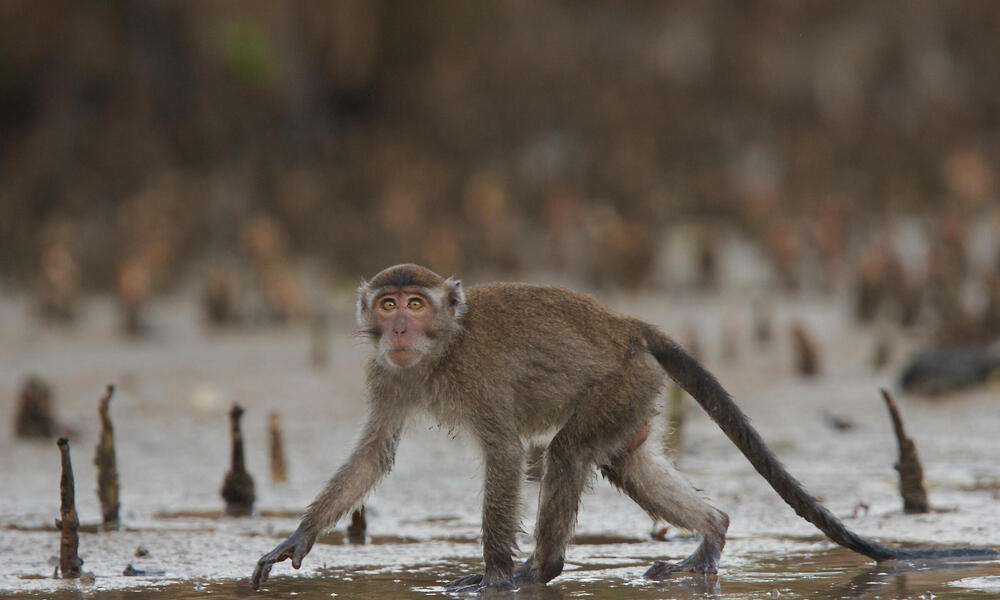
[
  {"x1": 268, "y1": 411, "x2": 287, "y2": 483},
  {"x1": 221, "y1": 403, "x2": 255, "y2": 516},
  {"x1": 791, "y1": 322, "x2": 820, "y2": 377},
  {"x1": 880, "y1": 389, "x2": 929, "y2": 514},
  {"x1": 56, "y1": 438, "x2": 82, "y2": 578},
  {"x1": 94, "y1": 385, "x2": 120, "y2": 529},
  {"x1": 347, "y1": 506, "x2": 367, "y2": 544},
  {"x1": 16, "y1": 376, "x2": 55, "y2": 438}
]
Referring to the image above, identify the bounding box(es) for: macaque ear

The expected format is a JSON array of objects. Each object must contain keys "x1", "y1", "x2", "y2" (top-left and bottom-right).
[
  {"x1": 444, "y1": 277, "x2": 467, "y2": 319},
  {"x1": 355, "y1": 280, "x2": 371, "y2": 329}
]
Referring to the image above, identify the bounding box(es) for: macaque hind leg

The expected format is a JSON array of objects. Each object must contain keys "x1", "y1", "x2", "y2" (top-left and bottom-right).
[
  {"x1": 515, "y1": 431, "x2": 592, "y2": 585},
  {"x1": 601, "y1": 448, "x2": 729, "y2": 578}
]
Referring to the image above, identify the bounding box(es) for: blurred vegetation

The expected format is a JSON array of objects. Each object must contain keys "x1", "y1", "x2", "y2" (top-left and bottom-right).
[{"x1": 1, "y1": 1, "x2": 998, "y2": 293}]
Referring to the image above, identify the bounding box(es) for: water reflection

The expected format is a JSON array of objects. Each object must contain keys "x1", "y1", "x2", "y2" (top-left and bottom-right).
[
  {"x1": 832, "y1": 558, "x2": 1000, "y2": 600},
  {"x1": 646, "y1": 573, "x2": 721, "y2": 598},
  {"x1": 5, "y1": 547, "x2": 998, "y2": 600}
]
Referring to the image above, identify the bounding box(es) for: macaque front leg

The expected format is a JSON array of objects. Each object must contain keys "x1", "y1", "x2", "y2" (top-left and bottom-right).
[
  {"x1": 446, "y1": 432, "x2": 523, "y2": 592},
  {"x1": 251, "y1": 407, "x2": 404, "y2": 589}
]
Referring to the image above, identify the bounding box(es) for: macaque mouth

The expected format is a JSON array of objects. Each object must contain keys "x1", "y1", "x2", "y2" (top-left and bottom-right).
[{"x1": 386, "y1": 347, "x2": 422, "y2": 366}]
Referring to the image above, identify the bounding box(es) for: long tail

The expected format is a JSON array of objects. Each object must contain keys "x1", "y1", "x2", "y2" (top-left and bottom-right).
[{"x1": 643, "y1": 326, "x2": 998, "y2": 562}]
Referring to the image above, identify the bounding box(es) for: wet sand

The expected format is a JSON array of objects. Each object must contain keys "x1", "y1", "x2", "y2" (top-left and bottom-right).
[{"x1": 1, "y1": 288, "x2": 998, "y2": 599}]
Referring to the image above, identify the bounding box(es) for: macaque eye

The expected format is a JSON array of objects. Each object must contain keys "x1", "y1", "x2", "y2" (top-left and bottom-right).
[
  {"x1": 380, "y1": 298, "x2": 397, "y2": 311},
  {"x1": 407, "y1": 298, "x2": 424, "y2": 310}
]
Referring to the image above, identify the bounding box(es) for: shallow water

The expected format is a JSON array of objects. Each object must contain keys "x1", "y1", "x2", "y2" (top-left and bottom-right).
[
  {"x1": 6, "y1": 544, "x2": 1000, "y2": 600},
  {"x1": 1, "y1": 290, "x2": 998, "y2": 599}
]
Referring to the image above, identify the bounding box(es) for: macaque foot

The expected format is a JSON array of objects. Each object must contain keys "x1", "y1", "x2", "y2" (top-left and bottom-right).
[
  {"x1": 512, "y1": 556, "x2": 562, "y2": 585},
  {"x1": 444, "y1": 573, "x2": 515, "y2": 592},
  {"x1": 512, "y1": 563, "x2": 539, "y2": 586},
  {"x1": 445, "y1": 573, "x2": 483, "y2": 590},
  {"x1": 643, "y1": 559, "x2": 718, "y2": 579},
  {"x1": 644, "y1": 544, "x2": 720, "y2": 579},
  {"x1": 644, "y1": 560, "x2": 684, "y2": 579}
]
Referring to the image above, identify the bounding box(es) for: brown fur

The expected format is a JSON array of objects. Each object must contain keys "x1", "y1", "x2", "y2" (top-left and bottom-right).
[{"x1": 253, "y1": 265, "x2": 726, "y2": 591}]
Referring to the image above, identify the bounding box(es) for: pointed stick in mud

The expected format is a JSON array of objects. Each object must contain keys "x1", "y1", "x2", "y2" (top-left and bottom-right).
[
  {"x1": 347, "y1": 506, "x2": 367, "y2": 544},
  {"x1": 664, "y1": 384, "x2": 687, "y2": 459},
  {"x1": 56, "y1": 438, "x2": 82, "y2": 578},
  {"x1": 790, "y1": 322, "x2": 820, "y2": 377},
  {"x1": 268, "y1": 411, "x2": 287, "y2": 483},
  {"x1": 16, "y1": 375, "x2": 56, "y2": 438},
  {"x1": 880, "y1": 389, "x2": 929, "y2": 514},
  {"x1": 202, "y1": 264, "x2": 238, "y2": 327},
  {"x1": 853, "y1": 249, "x2": 886, "y2": 323},
  {"x1": 221, "y1": 404, "x2": 255, "y2": 516},
  {"x1": 94, "y1": 385, "x2": 120, "y2": 529}
]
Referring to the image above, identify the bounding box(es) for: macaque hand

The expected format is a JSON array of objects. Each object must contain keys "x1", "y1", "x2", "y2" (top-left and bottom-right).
[{"x1": 251, "y1": 526, "x2": 317, "y2": 589}]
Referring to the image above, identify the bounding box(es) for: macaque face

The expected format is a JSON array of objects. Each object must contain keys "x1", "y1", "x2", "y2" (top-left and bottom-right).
[{"x1": 373, "y1": 288, "x2": 436, "y2": 368}]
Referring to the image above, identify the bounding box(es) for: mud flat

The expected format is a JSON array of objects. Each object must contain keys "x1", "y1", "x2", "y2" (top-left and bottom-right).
[{"x1": 1, "y1": 291, "x2": 998, "y2": 599}]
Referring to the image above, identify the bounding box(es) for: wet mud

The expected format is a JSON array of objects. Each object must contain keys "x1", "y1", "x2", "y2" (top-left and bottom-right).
[{"x1": 4, "y1": 544, "x2": 999, "y2": 600}]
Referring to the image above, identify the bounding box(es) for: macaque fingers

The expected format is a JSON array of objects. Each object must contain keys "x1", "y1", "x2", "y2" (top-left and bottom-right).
[
  {"x1": 252, "y1": 530, "x2": 314, "y2": 589},
  {"x1": 251, "y1": 559, "x2": 272, "y2": 589}
]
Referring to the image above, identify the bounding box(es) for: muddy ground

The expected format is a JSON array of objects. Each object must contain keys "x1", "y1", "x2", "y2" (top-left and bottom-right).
[{"x1": 1, "y1": 284, "x2": 998, "y2": 599}]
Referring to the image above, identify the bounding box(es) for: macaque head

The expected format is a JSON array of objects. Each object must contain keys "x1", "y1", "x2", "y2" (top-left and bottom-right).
[{"x1": 357, "y1": 264, "x2": 467, "y2": 369}]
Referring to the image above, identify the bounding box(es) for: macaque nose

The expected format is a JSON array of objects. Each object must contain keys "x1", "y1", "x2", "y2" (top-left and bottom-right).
[{"x1": 392, "y1": 316, "x2": 407, "y2": 335}]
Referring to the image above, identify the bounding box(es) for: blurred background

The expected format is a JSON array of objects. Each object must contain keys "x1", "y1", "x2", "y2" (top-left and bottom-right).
[
  {"x1": 2, "y1": 0, "x2": 999, "y2": 323},
  {"x1": 3, "y1": 4, "x2": 1000, "y2": 595}
]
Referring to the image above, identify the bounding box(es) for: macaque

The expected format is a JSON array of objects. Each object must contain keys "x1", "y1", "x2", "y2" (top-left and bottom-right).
[{"x1": 252, "y1": 264, "x2": 997, "y2": 591}]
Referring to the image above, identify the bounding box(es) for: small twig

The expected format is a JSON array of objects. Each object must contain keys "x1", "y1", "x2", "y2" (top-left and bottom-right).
[
  {"x1": 57, "y1": 438, "x2": 82, "y2": 578},
  {"x1": 347, "y1": 506, "x2": 367, "y2": 544},
  {"x1": 268, "y1": 411, "x2": 287, "y2": 483},
  {"x1": 16, "y1": 376, "x2": 55, "y2": 438},
  {"x1": 791, "y1": 322, "x2": 820, "y2": 377},
  {"x1": 221, "y1": 404, "x2": 255, "y2": 516},
  {"x1": 94, "y1": 385, "x2": 120, "y2": 529},
  {"x1": 880, "y1": 389, "x2": 929, "y2": 514}
]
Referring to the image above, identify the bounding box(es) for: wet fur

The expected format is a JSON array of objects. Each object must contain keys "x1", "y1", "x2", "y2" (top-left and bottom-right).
[{"x1": 299, "y1": 278, "x2": 726, "y2": 589}]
